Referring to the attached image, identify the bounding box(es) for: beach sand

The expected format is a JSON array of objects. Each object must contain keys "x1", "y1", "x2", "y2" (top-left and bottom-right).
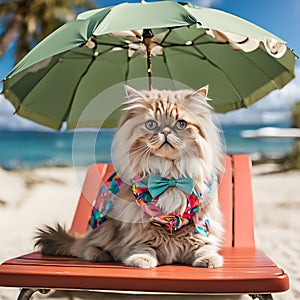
[{"x1": 0, "y1": 164, "x2": 299, "y2": 300}]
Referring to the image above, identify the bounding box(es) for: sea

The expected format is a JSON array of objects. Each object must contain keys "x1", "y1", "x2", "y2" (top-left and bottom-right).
[{"x1": 0, "y1": 121, "x2": 296, "y2": 170}]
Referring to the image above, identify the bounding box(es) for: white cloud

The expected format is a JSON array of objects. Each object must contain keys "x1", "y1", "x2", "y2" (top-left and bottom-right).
[
  {"x1": 192, "y1": 0, "x2": 222, "y2": 7},
  {"x1": 217, "y1": 66, "x2": 300, "y2": 125},
  {"x1": 0, "y1": 95, "x2": 50, "y2": 131}
]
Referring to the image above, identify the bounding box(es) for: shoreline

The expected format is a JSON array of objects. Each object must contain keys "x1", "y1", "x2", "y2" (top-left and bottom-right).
[{"x1": 0, "y1": 164, "x2": 299, "y2": 300}]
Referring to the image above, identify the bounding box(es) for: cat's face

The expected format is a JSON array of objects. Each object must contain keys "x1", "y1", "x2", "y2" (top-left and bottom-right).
[
  {"x1": 125, "y1": 93, "x2": 205, "y2": 161},
  {"x1": 112, "y1": 86, "x2": 222, "y2": 182}
]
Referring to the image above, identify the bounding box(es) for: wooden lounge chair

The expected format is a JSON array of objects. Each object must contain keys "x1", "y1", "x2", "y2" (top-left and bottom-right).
[{"x1": 0, "y1": 154, "x2": 289, "y2": 300}]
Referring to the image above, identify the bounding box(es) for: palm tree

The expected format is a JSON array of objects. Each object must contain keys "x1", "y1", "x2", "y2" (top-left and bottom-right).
[{"x1": 0, "y1": 0, "x2": 96, "y2": 63}]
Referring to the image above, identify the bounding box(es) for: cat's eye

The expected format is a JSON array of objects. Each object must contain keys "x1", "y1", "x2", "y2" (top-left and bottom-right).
[
  {"x1": 145, "y1": 120, "x2": 158, "y2": 130},
  {"x1": 175, "y1": 120, "x2": 187, "y2": 130}
]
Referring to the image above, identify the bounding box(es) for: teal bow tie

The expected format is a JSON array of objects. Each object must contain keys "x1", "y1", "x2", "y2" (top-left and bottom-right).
[{"x1": 148, "y1": 174, "x2": 194, "y2": 198}]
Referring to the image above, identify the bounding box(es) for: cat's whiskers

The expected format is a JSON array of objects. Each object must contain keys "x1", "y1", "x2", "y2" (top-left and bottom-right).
[
  {"x1": 129, "y1": 144, "x2": 153, "y2": 171},
  {"x1": 148, "y1": 135, "x2": 162, "y2": 146},
  {"x1": 130, "y1": 142, "x2": 150, "y2": 152},
  {"x1": 129, "y1": 147, "x2": 152, "y2": 160},
  {"x1": 165, "y1": 134, "x2": 183, "y2": 147}
]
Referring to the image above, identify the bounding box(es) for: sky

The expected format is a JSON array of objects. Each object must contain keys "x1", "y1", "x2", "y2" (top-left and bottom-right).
[{"x1": 0, "y1": 0, "x2": 299, "y2": 130}]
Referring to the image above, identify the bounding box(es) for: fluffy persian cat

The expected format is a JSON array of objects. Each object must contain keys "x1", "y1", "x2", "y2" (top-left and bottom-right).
[{"x1": 35, "y1": 85, "x2": 224, "y2": 268}]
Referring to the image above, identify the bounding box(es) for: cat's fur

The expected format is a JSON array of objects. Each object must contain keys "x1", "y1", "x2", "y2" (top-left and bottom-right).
[{"x1": 35, "y1": 85, "x2": 224, "y2": 268}]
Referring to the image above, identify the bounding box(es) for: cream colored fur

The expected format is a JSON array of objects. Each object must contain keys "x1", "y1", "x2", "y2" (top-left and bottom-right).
[{"x1": 35, "y1": 86, "x2": 224, "y2": 268}]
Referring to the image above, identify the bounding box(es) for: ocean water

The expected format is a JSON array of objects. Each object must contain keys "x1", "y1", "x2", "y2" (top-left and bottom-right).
[{"x1": 0, "y1": 122, "x2": 296, "y2": 169}]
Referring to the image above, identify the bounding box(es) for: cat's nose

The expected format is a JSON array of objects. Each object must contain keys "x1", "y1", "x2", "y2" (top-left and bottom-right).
[{"x1": 161, "y1": 127, "x2": 171, "y2": 137}]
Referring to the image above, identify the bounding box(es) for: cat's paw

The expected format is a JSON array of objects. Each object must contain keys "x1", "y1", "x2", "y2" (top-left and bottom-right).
[
  {"x1": 124, "y1": 253, "x2": 158, "y2": 268},
  {"x1": 192, "y1": 252, "x2": 223, "y2": 268},
  {"x1": 83, "y1": 246, "x2": 111, "y2": 262}
]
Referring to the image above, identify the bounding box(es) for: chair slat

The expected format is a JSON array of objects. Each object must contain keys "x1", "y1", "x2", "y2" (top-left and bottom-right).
[
  {"x1": 218, "y1": 155, "x2": 233, "y2": 247},
  {"x1": 233, "y1": 155, "x2": 255, "y2": 247},
  {"x1": 0, "y1": 248, "x2": 289, "y2": 294}
]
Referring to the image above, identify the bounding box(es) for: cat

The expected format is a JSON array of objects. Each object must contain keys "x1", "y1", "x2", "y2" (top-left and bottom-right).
[{"x1": 35, "y1": 85, "x2": 224, "y2": 268}]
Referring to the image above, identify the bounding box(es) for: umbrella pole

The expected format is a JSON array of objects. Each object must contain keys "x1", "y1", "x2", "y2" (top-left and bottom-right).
[{"x1": 143, "y1": 29, "x2": 154, "y2": 90}]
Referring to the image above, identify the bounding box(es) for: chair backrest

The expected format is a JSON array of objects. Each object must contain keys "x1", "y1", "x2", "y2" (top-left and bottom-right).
[
  {"x1": 69, "y1": 154, "x2": 255, "y2": 248},
  {"x1": 218, "y1": 155, "x2": 255, "y2": 248}
]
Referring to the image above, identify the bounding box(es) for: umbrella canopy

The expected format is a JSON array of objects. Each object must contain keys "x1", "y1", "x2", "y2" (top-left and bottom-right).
[{"x1": 1, "y1": 1, "x2": 297, "y2": 129}]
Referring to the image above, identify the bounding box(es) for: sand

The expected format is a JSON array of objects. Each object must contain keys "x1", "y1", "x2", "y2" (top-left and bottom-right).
[{"x1": 0, "y1": 164, "x2": 299, "y2": 300}]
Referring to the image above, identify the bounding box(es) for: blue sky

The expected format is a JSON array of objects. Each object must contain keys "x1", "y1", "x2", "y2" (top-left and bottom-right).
[{"x1": 0, "y1": 0, "x2": 299, "y2": 130}]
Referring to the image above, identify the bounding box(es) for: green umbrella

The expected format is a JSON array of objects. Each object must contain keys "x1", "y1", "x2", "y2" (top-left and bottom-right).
[{"x1": 1, "y1": 1, "x2": 297, "y2": 129}]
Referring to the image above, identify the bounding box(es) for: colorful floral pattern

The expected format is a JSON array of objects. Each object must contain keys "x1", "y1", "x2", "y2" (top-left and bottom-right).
[
  {"x1": 131, "y1": 174, "x2": 213, "y2": 234},
  {"x1": 89, "y1": 172, "x2": 214, "y2": 236}
]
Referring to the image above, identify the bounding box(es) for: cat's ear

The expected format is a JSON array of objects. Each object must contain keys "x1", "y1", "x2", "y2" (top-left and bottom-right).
[
  {"x1": 194, "y1": 85, "x2": 209, "y2": 99},
  {"x1": 124, "y1": 85, "x2": 145, "y2": 100}
]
